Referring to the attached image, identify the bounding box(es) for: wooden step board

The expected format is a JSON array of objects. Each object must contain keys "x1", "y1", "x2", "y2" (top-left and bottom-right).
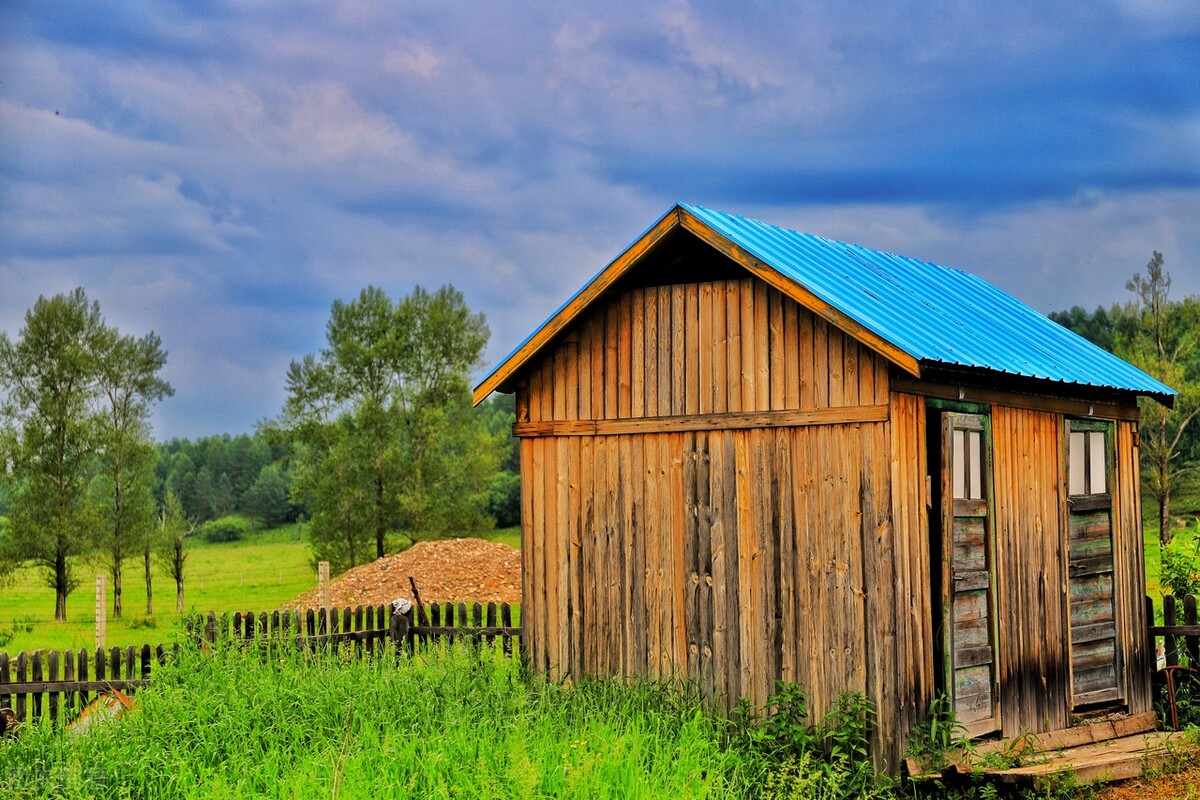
[
  {"x1": 906, "y1": 712, "x2": 1196, "y2": 788},
  {"x1": 983, "y1": 730, "x2": 1191, "y2": 789}
]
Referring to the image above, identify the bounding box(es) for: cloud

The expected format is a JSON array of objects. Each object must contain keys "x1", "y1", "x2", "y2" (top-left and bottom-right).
[{"x1": 0, "y1": 1, "x2": 1196, "y2": 439}]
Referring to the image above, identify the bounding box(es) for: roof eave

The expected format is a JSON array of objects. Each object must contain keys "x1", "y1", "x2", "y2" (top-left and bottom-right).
[{"x1": 472, "y1": 206, "x2": 686, "y2": 405}]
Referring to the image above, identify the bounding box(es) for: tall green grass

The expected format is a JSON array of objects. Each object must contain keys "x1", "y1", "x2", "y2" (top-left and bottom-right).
[{"x1": 0, "y1": 641, "x2": 758, "y2": 799}]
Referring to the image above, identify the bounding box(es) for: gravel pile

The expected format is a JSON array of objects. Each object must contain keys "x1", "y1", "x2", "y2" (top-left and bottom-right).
[{"x1": 289, "y1": 537, "x2": 521, "y2": 608}]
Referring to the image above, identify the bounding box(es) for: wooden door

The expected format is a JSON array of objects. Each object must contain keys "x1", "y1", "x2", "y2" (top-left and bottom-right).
[
  {"x1": 1066, "y1": 419, "x2": 1124, "y2": 707},
  {"x1": 942, "y1": 412, "x2": 1001, "y2": 737}
]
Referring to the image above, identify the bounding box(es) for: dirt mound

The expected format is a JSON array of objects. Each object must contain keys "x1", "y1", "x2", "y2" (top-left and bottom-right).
[{"x1": 289, "y1": 537, "x2": 521, "y2": 609}]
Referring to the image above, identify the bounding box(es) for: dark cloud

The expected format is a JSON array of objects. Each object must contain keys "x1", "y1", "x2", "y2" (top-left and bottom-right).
[{"x1": 1, "y1": 0, "x2": 1197, "y2": 439}]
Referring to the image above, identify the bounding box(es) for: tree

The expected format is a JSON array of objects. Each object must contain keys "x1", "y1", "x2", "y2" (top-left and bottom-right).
[
  {"x1": 243, "y1": 463, "x2": 296, "y2": 527},
  {"x1": 276, "y1": 285, "x2": 499, "y2": 568},
  {"x1": 156, "y1": 489, "x2": 193, "y2": 614},
  {"x1": 93, "y1": 329, "x2": 173, "y2": 617},
  {"x1": 478, "y1": 393, "x2": 520, "y2": 527},
  {"x1": 285, "y1": 417, "x2": 375, "y2": 571},
  {"x1": 1114, "y1": 253, "x2": 1200, "y2": 546},
  {"x1": 1048, "y1": 305, "x2": 1118, "y2": 352},
  {"x1": 0, "y1": 290, "x2": 106, "y2": 620}
]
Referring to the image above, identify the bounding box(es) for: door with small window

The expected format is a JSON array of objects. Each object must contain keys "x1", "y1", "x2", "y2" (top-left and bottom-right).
[
  {"x1": 941, "y1": 412, "x2": 1001, "y2": 736},
  {"x1": 1067, "y1": 420, "x2": 1124, "y2": 707}
]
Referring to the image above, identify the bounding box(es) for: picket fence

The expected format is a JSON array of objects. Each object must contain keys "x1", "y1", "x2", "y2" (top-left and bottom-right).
[{"x1": 0, "y1": 602, "x2": 521, "y2": 727}]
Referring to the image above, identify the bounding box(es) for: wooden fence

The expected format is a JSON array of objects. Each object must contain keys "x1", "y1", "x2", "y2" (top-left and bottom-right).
[
  {"x1": 1, "y1": 602, "x2": 521, "y2": 726},
  {"x1": 1148, "y1": 593, "x2": 1200, "y2": 668},
  {"x1": 0, "y1": 644, "x2": 169, "y2": 727}
]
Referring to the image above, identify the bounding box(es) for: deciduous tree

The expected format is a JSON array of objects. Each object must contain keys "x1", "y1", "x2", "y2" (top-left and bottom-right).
[
  {"x1": 1115, "y1": 253, "x2": 1200, "y2": 545},
  {"x1": 0, "y1": 290, "x2": 106, "y2": 619},
  {"x1": 156, "y1": 489, "x2": 193, "y2": 614},
  {"x1": 275, "y1": 285, "x2": 499, "y2": 569},
  {"x1": 93, "y1": 329, "x2": 172, "y2": 617}
]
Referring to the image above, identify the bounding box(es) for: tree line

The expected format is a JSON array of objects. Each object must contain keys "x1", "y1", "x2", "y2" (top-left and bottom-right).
[
  {"x1": 1050, "y1": 252, "x2": 1199, "y2": 546},
  {"x1": 0, "y1": 285, "x2": 520, "y2": 622}
]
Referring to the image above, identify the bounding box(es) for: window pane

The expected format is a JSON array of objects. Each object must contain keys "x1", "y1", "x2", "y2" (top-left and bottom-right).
[
  {"x1": 953, "y1": 430, "x2": 966, "y2": 499},
  {"x1": 968, "y1": 431, "x2": 983, "y2": 499},
  {"x1": 1089, "y1": 431, "x2": 1107, "y2": 495},
  {"x1": 1068, "y1": 431, "x2": 1087, "y2": 496}
]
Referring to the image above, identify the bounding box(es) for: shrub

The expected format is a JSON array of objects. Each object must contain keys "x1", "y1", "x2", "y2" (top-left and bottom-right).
[
  {"x1": 198, "y1": 515, "x2": 253, "y2": 543},
  {"x1": 1162, "y1": 530, "x2": 1200, "y2": 598}
]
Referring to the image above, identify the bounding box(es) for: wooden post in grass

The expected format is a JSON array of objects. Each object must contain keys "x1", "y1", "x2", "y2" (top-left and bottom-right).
[
  {"x1": 95, "y1": 574, "x2": 107, "y2": 650},
  {"x1": 318, "y1": 561, "x2": 330, "y2": 610}
]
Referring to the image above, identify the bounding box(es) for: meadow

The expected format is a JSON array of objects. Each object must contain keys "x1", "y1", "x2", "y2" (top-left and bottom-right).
[{"x1": 1, "y1": 526, "x2": 522, "y2": 655}]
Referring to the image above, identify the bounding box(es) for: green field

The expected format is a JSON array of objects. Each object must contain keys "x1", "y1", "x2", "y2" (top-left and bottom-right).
[
  {"x1": 2, "y1": 525, "x2": 315, "y2": 655},
  {"x1": 1, "y1": 525, "x2": 523, "y2": 656}
]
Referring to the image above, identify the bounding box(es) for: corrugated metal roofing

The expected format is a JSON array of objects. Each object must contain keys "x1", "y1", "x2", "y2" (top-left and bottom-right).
[
  {"x1": 474, "y1": 203, "x2": 1175, "y2": 402},
  {"x1": 679, "y1": 203, "x2": 1174, "y2": 400}
]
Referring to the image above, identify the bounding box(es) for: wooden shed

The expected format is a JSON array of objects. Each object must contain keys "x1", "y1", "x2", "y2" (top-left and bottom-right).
[{"x1": 473, "y1": 203, "x2": 1176, "y2": 771}]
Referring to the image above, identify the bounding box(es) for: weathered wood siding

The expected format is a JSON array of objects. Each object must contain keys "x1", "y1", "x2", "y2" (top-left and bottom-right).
[
  {"x1": 517, "y1": 278, "x2": 903, "y2": 768},
  {"x1": 992, "y1": 407, "x2": 1072, "y2": 736},
  {"x1": 888, "y1": 392, "x2": 936, "y2": 752},
  {"x1": 518, "y1": 278, "x2": 889, "y2": 424},
  {"x1": 990, "y1": 409, "x2": 1150, "y2": 736},
  {"x1": 1113, "y1": 420, "x2": 1151, "y2": 713},
  {"x1": 514, "y1": 273, "x2": 1150, "y2": 771}
]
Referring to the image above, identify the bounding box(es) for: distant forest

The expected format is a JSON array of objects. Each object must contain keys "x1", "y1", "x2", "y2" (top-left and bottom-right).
[{"x1": 153, "y1": 392, "x2": 519, "y2": 531}]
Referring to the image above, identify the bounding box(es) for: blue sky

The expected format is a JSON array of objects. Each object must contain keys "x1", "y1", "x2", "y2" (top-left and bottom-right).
[{"x1": 1, "y1": 1, "x2": 1197, "y2": 440}]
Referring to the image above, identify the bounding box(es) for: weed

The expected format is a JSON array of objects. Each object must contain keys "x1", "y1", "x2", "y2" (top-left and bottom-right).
[
  {"x1": 1162, "y1": 530, "x2": 1200, "y2": 597},
  {"x1": 976, "y1": 731, "x2": 1046, "y2": 771},
  {"x1": 1019, "y1": 768, "x2": 1094, "y2": 800},
  {"x1": 906, "y1": 694, "x2": 971, "y2": 772},
  {"x1": 731, "y1": 681, "x2": 893, "y2": 800}
]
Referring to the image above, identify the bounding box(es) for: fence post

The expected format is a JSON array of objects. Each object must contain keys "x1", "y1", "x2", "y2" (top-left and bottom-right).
[
  {"x1": 1187, "y1": 594, "x2": 1199, "y2": 667},
  {"x1": 1166, "y1": 594, "x2": 1179, "y2": 668},
  {"x1": 95, "y1": 575, "x2": 107, "y2": 650},
  {"x1": 389, "y1": 609, "x2": 411, "y2": 654},
  {"x1": 318, "y1": 561, "x2": 330, "y2": 610}
]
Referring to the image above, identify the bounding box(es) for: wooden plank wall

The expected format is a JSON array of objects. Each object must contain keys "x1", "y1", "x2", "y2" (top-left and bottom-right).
[
  {"x1": 520, "y1": 425, "x2": 902, "y2": 761},
  {"x1": 888, "y1": 392, "x2": 935, "y2": 750},
  {"x1": 1113, "y1": 420, "x2": 1152, "y2": 712},
  {"x1": 520, "y1": 278, "x2": 888, "y2": 424},
  {"x1": 991, "y1": 407, "x2": 1072, "y2": 737},
  {"x1": 517, "y1": 277, "x2": 909, "y2": 769}
]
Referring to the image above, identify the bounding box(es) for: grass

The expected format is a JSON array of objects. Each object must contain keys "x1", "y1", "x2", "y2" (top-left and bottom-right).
[
  {"x1": 1, "y1": 524, "x2": 314, "y2": 655},
  {"x1": 486, "y1": 525, "x2": 521, "y2": 550},
  {"x1": 1143, "y1": 479, "x2": 1200, "y2": 609},
  {"x1": 0, "y1": 640, "x2": 762, "y2": 799}
]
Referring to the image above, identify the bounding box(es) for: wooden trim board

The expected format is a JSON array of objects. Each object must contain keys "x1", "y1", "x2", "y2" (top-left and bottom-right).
[{"x1": 513, "y1": 404, "x2": 889, "y2": 438}]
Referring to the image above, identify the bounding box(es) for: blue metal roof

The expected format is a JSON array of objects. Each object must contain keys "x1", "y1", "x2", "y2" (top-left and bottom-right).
[
  {"x1": 474, "y1": 203, "x2": 1175, "y2": 403},
  {"x1": 680, "y1": 203, "x2": 1175, "y2": 400}
]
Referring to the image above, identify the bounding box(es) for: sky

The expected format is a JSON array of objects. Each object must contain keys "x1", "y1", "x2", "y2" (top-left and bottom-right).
[{"x1": 1, "y1": 1, "x2": 1197, "y2": 441}]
